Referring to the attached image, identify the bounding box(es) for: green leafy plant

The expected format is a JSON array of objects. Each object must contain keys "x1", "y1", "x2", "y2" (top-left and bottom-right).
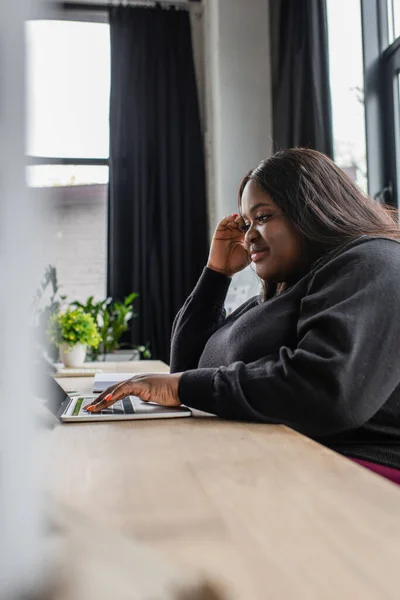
[
  {"x1": 70, "y1": 293, "x2": 151, "y2": 360},
  {"x1": 48, "y1": 308, "x2": 101, "y2": 349}
]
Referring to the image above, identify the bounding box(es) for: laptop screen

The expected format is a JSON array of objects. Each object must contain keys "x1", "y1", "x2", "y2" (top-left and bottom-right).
[{"x1": 39, "y1": 373, "x2": 71, "y2": 419}]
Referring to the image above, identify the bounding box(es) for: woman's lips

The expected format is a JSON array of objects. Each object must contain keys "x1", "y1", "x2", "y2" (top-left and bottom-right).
[{"x1": 250, "y1": 250, "x2": 268, "y2": 262}]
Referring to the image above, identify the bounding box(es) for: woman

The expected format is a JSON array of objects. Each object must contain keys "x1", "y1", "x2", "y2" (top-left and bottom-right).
[{"x1": 86, "y1": 148, "x2": 400, "y2": 481}]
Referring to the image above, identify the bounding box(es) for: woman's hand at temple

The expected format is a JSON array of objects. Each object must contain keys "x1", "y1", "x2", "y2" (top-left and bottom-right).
[
  {"x1": 207, "y1": 213, "x2": 250, "y2": 277},
  {"x1": 83, "y1": 373, "x2": 183, "y2": 413}
]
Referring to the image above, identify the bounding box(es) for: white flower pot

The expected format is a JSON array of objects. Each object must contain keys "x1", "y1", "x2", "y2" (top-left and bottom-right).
[{"x1": 59, "y1": 343, "x2": 87, "y2": 368}]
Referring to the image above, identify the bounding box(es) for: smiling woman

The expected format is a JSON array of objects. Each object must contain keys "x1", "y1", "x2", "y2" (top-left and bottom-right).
[
  {"x1": 90, "y1": 148, "x2": 400, "y2": 482},
  {"x1": 237, "y1": 148, "x2": 399, "y2": 298},
  {"x1": 239, "y1": 181, "x2": 304, "y2": 285}
]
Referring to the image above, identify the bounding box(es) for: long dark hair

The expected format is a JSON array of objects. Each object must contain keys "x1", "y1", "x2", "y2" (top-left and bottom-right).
[{"x1": 239, "y1": 148, "x2": 400, "y2": 298}]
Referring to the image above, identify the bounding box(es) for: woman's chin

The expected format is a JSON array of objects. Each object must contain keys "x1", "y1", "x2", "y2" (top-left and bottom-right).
[
  {"x1": 254, "y1": 262, "x2": 273, "y2": 281},
  {"x1": 255, "y1": 267, "x2": 285, "y2": 285}
]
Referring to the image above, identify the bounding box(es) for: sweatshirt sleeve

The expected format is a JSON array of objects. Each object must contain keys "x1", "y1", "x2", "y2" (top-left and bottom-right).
[
  {"x1": 178, "y1": 241, "x2": 400, "y2": 437},
  {"x1": 169, "y1": 267, "x2": 232, "y2": 372}
]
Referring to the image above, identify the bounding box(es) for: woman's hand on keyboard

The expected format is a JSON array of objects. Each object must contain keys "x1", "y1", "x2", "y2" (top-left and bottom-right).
[{"x1": 83, "y1": 373, "x2": 183, "y2": 413}]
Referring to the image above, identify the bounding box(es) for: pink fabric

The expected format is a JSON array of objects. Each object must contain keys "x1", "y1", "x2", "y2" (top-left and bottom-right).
[{"x1": 350, "y1": 458, "x2": 400, "y2": 485}]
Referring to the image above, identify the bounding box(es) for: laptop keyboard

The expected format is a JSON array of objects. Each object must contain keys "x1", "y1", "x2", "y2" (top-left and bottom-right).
[
  {"x1": 72, "y1": 396, "x2": 135, "y2": 416},
  {"x1": 72, "y1": 395, "x2": 187, "y2": 417},
  {"x1": 97, "y1": 397, "x2": 135, "y2": 415}
]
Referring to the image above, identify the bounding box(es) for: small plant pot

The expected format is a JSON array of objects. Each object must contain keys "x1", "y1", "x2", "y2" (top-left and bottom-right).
[{"x1": 59, "y1": 343, "x2": 87, "y2": 368}]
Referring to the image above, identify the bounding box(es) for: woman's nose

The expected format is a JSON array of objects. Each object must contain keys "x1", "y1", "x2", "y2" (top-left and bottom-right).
[{"x1": 244, "y1": 223, "x2": 259, "y2": 244}]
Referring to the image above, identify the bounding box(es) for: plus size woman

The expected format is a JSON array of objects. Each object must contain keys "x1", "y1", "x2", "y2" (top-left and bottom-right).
[{"x1": 86, "y1": 148, "x2": 400, "y2": 482}]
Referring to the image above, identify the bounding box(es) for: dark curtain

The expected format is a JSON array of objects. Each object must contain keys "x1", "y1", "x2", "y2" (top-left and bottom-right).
[
  {"x1": 270, "y1": 0, "x2": 333, "y2": 156},
  {"x1": 108, "y1": 6, "x2": 208, "y2": 362}
]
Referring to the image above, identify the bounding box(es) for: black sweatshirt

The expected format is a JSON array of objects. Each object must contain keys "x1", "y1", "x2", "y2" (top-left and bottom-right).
[{"x1": 170, "y1": 236, "x2": 400, "y2": 469}]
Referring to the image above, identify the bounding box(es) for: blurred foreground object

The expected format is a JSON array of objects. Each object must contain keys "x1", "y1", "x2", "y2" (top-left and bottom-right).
[
  {"x1": 48, "y1": 504, "x2": 224, "y2": 600},
  {"x1": 0, "y1": 0, "x2": 53, "y2": 597}
]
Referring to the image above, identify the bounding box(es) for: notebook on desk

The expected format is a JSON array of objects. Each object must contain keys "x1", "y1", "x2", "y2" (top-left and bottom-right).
[{"x1": 46, "y1": 376, "x2": 191, "y2": 422}]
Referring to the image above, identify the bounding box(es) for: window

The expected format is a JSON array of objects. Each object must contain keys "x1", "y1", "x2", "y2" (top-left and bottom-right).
[
  {"x1": 327, "y1": 0, "x2": 367, "y2": 192},
  {"x1": 388, "y1": 0, "x2": 400, "y2": 43},
  {"x1": 381, "y1": 6, "x2": 400, "y2": 206},
  {"x1": 26, "y1": 20, "x2": 110, "y2": 160},
  {"x1": 358, "y1": 0, "x2": 400, "y2": 206},
  {"x1": 327, "y1": 0, "x2": 400, "y2": 205},
  {"x1": 26, "y1": 17, "x2": 110, "y2": 301}
]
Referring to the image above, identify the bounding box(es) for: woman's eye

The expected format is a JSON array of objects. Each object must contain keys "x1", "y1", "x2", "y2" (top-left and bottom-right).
[
  {"x1": 256, "y1": 214, "x2": 273, "y2": 223},
  {"x1": 240, "y1": 214, "x2": 274, "y2": 232}
]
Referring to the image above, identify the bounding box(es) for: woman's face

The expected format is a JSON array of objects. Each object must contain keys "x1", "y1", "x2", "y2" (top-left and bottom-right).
[{"x1": 240, "y1": 180, "x2": 303, "y2": 283}]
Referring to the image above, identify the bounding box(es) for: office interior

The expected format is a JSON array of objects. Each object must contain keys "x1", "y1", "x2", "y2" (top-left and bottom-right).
[{"x1": 1, "y1": 0, "x2": 400, "y2": 598}]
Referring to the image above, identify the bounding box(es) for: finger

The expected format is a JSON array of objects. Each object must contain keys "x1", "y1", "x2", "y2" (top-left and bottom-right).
[
  {"x1": 216, "y1": 214, "x2": 239, "y2": 228},
  {"x1": 225, "y1": 214, "x2": 246, "y2": 232},
  {"x1": 226, "y1": 218, "x2": 243, "y2": 230},
  {"x1": 89, "y1": 377, "x2": 151, "y2": 413},
  {"x1": 86, "y1": 393, "x2": 113, "y2": 412},
  {"x1": 84, "y1": 381, "x2": 129, "y2": 412},
  {"x1": 83, "y1": 382, "x2": 120, "y2": 410},
  {"x1": 84, "y1": 373, "x2": 150, "y2": 410},
  {"x1": 235, "y1": 215, "x2": 246, "y2": 231}
]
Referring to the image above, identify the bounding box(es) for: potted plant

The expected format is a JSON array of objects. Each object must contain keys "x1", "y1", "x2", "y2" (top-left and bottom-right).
[
  {"x1": 70, "y1": 294, "x2": 151, "y2": 361},
  {"x1": 48, "y1": 307, "x2": 101, "y2": 367}
]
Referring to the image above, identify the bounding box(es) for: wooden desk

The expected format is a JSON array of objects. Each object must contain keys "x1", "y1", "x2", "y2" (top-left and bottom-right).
[{"x1": 50, "y1": 361, "x2": 400, "y2": 599}]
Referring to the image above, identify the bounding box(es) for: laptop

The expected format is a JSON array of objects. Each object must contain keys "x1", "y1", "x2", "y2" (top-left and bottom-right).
[{"x1": 46, "y1": 376, "x2": 192, "y2": 422}]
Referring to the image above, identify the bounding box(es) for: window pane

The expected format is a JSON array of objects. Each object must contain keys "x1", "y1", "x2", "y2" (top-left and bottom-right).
[
  {"x1": 26, "y1": 20, "x2": 110, "y2": 158},
  {"x1": 390, "y1": 0, "x2": 400, "y2": 42},
  {"x1": 27, "y1": 165, "x2": 109, "y2": 187},
  {"x1": 396, "y1": 74, "x2": 400, "y2": 201},
  {"x1": 327, "y1": 0, "x2": 367, "y2": 192},
  {"x1": 388, "y1": 0, "x2": 395, "y2": 44}
]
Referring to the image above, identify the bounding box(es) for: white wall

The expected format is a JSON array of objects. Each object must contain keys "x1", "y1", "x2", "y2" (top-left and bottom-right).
[
  {"x1": 38, "y1": 184, "x2": 108, "y2": 302},
  {"x1": 204, "y1": 0, "x2": 273, "y2": 232}
]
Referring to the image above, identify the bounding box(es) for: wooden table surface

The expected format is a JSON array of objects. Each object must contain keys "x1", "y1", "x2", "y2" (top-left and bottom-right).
[{"x1": 49, "y1": 361, "x2": 400, "y2": 599}]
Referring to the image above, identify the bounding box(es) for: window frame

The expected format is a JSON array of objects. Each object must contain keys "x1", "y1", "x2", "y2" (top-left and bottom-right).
[{"x1": 381, "y1": 37, "x2": 400, "y2": 206}]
